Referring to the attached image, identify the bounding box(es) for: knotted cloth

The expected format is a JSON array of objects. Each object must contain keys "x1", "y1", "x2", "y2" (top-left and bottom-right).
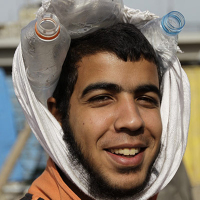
[{"x1": 12, "y1": 2, "x2": 190, "y2": 200}]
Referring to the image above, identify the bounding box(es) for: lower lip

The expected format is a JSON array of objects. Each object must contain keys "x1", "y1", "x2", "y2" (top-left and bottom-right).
[{"x1": 106, "y1": 150, "x2": 145, "y2": 167}]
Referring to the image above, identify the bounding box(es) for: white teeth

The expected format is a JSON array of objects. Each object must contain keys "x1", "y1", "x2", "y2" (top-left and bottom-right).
[
  {"x1": 124, "y1": 148, "x2": 129, "y2": 155},
  {"x1": 135, "y1": 148, "x2": 139, "y2": 154},
  {"x1": 130, "y1": 148, "x2": 136, "y2": 155},
  {"x1": 119, "y1": 149, "x2": 123, "y2": 154},
  {"x1": 110, "y1": 148, "x2": 141, "y2": 156}
]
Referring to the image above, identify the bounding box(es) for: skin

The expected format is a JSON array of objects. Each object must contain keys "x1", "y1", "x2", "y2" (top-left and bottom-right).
[{"x1": 49, "y1": 52, "x2": 162, "y2": 194}]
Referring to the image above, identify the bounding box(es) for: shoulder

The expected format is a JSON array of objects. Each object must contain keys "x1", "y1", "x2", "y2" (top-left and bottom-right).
[{"x1": 20, "y1": 193, "x2": 44, "y2": 200}]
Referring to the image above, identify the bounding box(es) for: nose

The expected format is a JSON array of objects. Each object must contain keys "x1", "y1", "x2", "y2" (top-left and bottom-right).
[{"x1": 114, "y1": 96, "x2": 144, "y2": 133}]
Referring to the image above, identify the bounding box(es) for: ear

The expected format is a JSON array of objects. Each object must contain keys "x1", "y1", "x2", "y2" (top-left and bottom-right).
[{"x1": 47, "y1": 97, "x2": 62, "y2": 125}]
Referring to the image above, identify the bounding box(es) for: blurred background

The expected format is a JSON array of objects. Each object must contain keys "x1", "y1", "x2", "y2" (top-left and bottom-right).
[{"x1": 0, "y1": 0, "x2": 199, "y2": 199}]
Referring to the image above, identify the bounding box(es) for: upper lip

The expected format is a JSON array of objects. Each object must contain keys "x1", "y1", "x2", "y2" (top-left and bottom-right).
[{"x1": 104, "y1": 142, "x2": 147, "y2": 150}]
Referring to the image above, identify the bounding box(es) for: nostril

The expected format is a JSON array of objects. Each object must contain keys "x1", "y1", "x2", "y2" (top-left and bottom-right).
[{"x1": 116, "y1": 126, "x2": 145, "y2": 136}]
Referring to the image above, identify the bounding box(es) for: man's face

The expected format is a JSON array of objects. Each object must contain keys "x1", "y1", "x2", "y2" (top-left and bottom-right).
[{"x1": 65, "y1": 52, "x2": 162, "y2": 195}]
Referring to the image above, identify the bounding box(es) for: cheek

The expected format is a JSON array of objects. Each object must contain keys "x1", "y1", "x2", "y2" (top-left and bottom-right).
[
  {"x1": 69, "y1": 109, "x2": 114, "y2": 147},
  {"x1": 142, "y1": 109, "x2": 162, "y2": 139}
]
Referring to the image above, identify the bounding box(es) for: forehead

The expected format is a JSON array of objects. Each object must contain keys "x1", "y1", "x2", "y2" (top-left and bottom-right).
[{"x1": 74, "y1": 52, "x2": 159, "y2": 93}]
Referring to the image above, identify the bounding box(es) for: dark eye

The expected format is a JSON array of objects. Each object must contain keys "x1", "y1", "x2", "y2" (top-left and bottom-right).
[
  {"x1": 136, "y1": 96, "x2": 159, "y2": 108},
  {"x1": 87, "y1": 95, "x2": 113, "y2": 107}
]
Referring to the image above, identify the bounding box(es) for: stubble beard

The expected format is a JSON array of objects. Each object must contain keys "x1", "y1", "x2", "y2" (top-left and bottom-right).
[{"x1": 62, "y1": 116, "x2": 159, "y2": 200}]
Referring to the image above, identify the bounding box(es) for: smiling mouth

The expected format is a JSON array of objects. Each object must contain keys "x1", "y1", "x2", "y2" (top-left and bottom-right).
[{"x1": 107, "y1": 148, "x2": 142, "y2": 157}]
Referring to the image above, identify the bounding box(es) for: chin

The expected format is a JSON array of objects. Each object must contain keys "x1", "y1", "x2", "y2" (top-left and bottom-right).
[
  {"x1": 87, "y1": 165, "x2": 152, "y2": 199},
  {"x1": 107, "y1": 170, "x2": 149, "y2": 191}
]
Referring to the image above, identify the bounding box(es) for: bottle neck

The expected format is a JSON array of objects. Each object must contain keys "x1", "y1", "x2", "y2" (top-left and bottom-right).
[
  {"x1": 161, "y1": 11, "x2": 185, "y2": 36},
  {"x1": 35, "y1": 13, "x2": 60, "y2": 40}
]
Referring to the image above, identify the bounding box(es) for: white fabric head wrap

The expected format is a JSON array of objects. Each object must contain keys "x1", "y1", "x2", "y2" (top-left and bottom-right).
[{"x1": 12, "y1": 1, "x2": 190, "y2": 199}]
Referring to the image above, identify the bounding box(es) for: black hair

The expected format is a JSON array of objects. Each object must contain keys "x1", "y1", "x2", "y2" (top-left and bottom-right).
[{"x1": 53, "y1": 23, "x2": 161, "y2": 119}]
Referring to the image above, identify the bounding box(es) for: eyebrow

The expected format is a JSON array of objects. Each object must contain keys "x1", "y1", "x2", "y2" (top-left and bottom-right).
[
  {"x1": 81, "y1": 82, "x2": 122, "y2": 98},
  {"x1": 134, "y1": 84, "x2": 161, "y2": 99},
  {"x1": 81, "y1": 82, "x2": 160, "y2": 99}
]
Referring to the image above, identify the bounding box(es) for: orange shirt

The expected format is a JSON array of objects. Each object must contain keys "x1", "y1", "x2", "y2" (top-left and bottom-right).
[
  {"x1": 28, "y1": 158, "x2": 80, "y2": 200},
  {"x1": 28, "y1": 158, "x2": 157, "y2": 200}
]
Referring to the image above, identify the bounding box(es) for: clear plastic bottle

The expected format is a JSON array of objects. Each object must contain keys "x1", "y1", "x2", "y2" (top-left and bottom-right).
[
  {"x1": 140, "y1": 11, "x2": 185, "y2": 57},
  {"x1": 21, "y1": 13, "x2": 71, "y2": 106},
  {"x1": 39, "y1": 0, "x2": 124, "y2": 38}
]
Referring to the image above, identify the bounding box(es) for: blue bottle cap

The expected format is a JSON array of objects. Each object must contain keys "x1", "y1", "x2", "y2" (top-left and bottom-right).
[{"x1": 161, "y1": 11, "x2": 185, "y2": 36}]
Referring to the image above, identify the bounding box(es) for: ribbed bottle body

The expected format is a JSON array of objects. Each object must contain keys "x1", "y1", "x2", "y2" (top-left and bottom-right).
[
  {"x1": 21, "y1": 13, "x2": 71, "y2": 105},
  {"x1": 141, "y1": 11, "x2": 185, "y2": 55}
]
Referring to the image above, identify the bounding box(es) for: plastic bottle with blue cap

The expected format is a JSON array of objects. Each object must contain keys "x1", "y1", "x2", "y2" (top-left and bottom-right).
[{"x1": 141, "y1": 11, "x2": 185, "y2": 61}]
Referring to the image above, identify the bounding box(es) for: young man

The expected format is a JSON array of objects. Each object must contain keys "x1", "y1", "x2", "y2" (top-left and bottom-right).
[
  {"x1": 13, "y1": 2, "x2": 190, "y2": 200},
  {"x1": 47, "y1": 23, "x2": 162, "y2": 200}
]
